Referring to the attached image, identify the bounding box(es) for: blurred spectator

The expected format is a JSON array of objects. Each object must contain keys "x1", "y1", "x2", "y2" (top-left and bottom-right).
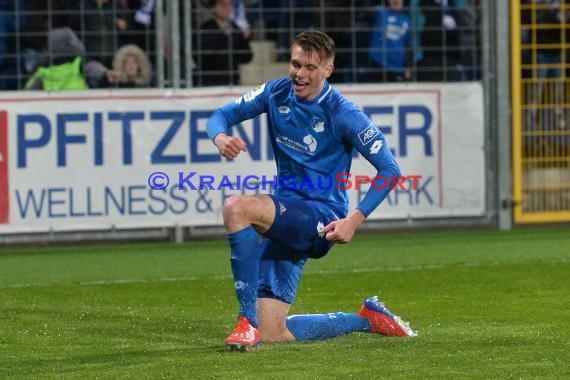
[
  {"x1": 290, "y1": 0, "x2": 318, "y2": 31},
  {"x1": 24, "y1": 27, "x2": 89, "y2": 90},
  {"x1": 350, "y1": 0, "x2": 377, "y2": 82},
  {"x1": 193, "y1": 0, "x2": 253, "y2": 86},
  {"x1": 86, "y1": 43, "x2": 151, "y2": 88},
  {"x1": 20, "y1": 0, "x2": 80, "y2": 53},
  {"x1": 247, "y1": 0, "x2": 289, "y2": 60},
  {"x1": 232, "y1": 0, "x2": 253, "y2": 39},
  {"x1": 0, "y1": 0, "x2": 26, "y2": 90},
  {"x1": 366, "y1": 0, "x2": 413, "y2": 82},
  {"x1": 324, "y1": 0, "x2": 359, "y2": 83},
  {"x1": 80, "y1": 0, "x2": 128, "y2": 67},
  {"x1": 20, "y1": 0, "x2": 87, "y2": 86},
  {"x1": 451, "y1": 0, "x2": 480, "y2": 80},
  {"x1": 117, "y1": 0, "x2": 155, "y2": 52},
  {"x1": 416, "y1": 0, "x2": 460, "y2": 81},
  {"x1": 266, "y1": 0, "x2": 291, "y2": 59},
  {"x1": 248, "y1": 0, "x2": 316, "y2": 61}
]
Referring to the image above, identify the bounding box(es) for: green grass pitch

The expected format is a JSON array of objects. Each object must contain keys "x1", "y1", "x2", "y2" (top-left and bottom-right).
[{"x1": 1, "y1": 226, "x2": 569, "y2": 379}]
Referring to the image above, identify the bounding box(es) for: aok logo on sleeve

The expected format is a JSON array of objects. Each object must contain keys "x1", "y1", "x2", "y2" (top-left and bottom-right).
[
  {"x1": 0, "y1": 110, "x2": 9, "y2": 224},
  {"x1": 357, "y1": 124, "x2": 380, "y2": 145}
]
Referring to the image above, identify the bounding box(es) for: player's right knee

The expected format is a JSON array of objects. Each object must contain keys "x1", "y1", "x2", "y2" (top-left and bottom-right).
[{"x1": 222, "y1": 195, "x2": 247, "y2": 224}]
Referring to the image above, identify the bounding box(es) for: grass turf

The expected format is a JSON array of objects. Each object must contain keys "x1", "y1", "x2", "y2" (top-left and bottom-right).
[{"x1": 0, "y1": 227, "x2": 569, "y2": 379}]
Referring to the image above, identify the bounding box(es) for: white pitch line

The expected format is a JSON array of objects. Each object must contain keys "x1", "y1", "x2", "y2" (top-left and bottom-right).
[{"x1": 1, "y1": 258, "x2": 567, "y2": 289}]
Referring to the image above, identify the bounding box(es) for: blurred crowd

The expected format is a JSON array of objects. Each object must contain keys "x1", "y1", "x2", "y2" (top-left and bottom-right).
[
  {"x1": 0, "y1": 0, "x2": 494, "y2": 91},
  {"x1": 520, "y1": 0, "x2": 570, "y2": 143},
  {"x1": 1, "y1": 0, "x2": 155, "y2": 90}
]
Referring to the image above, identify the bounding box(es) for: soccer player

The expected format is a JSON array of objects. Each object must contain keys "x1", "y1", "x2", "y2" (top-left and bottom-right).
[{"x1": 206, "y1": 29, "x2": 416, "y2": 351}]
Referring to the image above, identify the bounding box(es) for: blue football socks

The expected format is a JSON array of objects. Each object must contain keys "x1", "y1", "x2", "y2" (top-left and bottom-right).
[
  {"x1": 227, "y1": 226, "x2": 261, "y2": 328},
  {"x1": 286, "y1": 312, "x2": 370, "y2": 341}
]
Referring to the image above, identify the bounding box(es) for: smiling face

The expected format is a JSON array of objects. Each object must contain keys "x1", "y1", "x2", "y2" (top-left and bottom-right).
[{"x1": 288, "y1": 33, "x2": 335, "y2": 101}]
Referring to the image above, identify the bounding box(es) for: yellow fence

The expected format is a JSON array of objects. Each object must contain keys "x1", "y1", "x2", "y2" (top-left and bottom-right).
[{"x1": 511, "y1": 0, "x2": 570, "y2": 223}]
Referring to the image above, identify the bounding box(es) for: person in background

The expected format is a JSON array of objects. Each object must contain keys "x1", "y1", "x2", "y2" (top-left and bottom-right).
[
  {"x1": 416, "y1": 0, "x2": 459, "y2": 81},
  {"x1": 80, "y1": 0, "x2": 128, "y2": 67},
  {"x1": 231, "y1": 0, "x2": 253, "y2": 39},
  {"x1": 248, "y1": 0, "x2": 317, "y2": 61},
  {"x1": 193, "y1": 0, "x2": 253, "y2": 86},
  {"x1": 20, "y1": 0, "x2": 80, "y2": 76},
  {"x1": 206, "y1": 29, "x2": 416, "y2": 351},
  {"x1": 451, "y1": 0, "x2": 479, "y2": 80},
  {"x1": 85, "y1": 43, "x2": 151, "y2": 88},
  {"x1": 24, "y1": 27, "x2": 89, "y2": 90},
  {"x1": 323, "y1": 0, "x2": 357, "y2": 83},
  {"x1": 117, "y1": 0, "x2": 155, "y2": 52},
  {"x1": 367, "y1": 0, "x2": 413, "y2": 82}
]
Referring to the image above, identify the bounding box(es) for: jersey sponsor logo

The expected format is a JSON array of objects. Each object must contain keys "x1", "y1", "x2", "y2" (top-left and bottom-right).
[
  {"x1": 278, "y1": 105, "x2": 290, "y2": 114},
  {"x1": 312, "y1": 116, "x2": 325, "y2": 132},
  {"x1": 313, "y1": 121, "x2": 324, "y2": 132},
  {"x1": 276, "y1": 134, "x2": 317, "y2": 155},
  {"x1": 370, "y1": 139, "x2": 383, "y2": 154},
  {"x1": 357, "y1": 124, "x2": 380, "y2": 145},
  {"x1": 303, "y1": 134, "x2": 317, "y2": 153},
  {"x1": 238, "y1": 83, "x2": 266, "y2": 103}
]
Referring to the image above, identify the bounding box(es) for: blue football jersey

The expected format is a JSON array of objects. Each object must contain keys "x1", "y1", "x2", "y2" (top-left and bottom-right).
[{"x1": 206, "y1": 78, "x2": 401, "y2": 218}]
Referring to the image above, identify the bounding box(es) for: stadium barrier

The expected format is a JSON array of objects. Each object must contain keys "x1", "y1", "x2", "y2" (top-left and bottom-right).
[
  {"x1": 511, "y1": 0, "x2": 570, "y2": 223},
  {"x1": 0, "y1": 83, "x2": 484, "y2": 237}
]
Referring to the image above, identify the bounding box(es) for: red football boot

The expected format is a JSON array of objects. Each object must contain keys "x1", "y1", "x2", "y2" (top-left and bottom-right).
[
  {"x1": 225, "y1": 316, "x2": 262, "y2": 351},
  {"x1": 357, "y1": 296, "x2": 417, "y2": 337}
]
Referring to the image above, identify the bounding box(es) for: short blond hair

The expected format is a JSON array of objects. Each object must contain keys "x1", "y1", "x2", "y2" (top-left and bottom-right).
[{"x1": 292, "y1": 29, "x2": 336, "y2": 64}]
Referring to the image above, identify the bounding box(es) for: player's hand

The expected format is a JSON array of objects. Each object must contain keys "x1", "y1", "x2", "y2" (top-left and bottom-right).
[
  {"x1": 321, "y1": 210, "x2": 366, "y2": 244},
  {"x1": 214, "y1": 133, "x2": 247, "y2": 159}
]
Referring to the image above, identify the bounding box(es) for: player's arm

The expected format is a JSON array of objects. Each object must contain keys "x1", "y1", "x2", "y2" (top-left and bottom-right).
[
  {"x1": 340, "y1": 109, "x2": 401, "y2": 218},
  {"x1": 352, "y1": 127, "x2": 401, "y2": 218},
  {"x1": 206, "y1": 83, "x2": 270, "y2": 159},
  {"x1": 322, "y1": 112, "x2": 400, "y2": 243}
]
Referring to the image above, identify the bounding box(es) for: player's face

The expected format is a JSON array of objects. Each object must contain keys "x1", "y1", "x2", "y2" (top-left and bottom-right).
[{"x1": 289, "y1": 45, "x2": 333, "y2": 101}]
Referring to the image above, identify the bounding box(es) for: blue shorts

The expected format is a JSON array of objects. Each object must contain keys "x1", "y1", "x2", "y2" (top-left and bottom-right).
[{"x1": 257, "y1": 195, "x2": 340, "y2": 304}]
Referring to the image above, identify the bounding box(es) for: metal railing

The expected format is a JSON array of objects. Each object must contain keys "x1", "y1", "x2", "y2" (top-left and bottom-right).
[
  {"x1": 512, "y1": 0, "x2": 570, "y2": 223},
  {"x1": 0, "y1": 0, "x2": 484, "y2": 90}
]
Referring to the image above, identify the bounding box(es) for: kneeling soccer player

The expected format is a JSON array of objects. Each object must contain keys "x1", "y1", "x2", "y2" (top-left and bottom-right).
[{"x1": 206, "y1": 29, "x2": 416, "y2": 351}]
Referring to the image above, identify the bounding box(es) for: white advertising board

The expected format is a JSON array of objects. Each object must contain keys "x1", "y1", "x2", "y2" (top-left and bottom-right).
[{"x1": 0, "y1": 83, "x2": 485, "y2": 233}]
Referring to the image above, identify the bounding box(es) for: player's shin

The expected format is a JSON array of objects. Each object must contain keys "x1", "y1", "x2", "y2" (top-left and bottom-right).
[
  {"x1": 227, "y1": 225, "x2": 262, "y2": 327},
  {"x1": 285, "y1": 312, "x2": 369, "y2": 341}
]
